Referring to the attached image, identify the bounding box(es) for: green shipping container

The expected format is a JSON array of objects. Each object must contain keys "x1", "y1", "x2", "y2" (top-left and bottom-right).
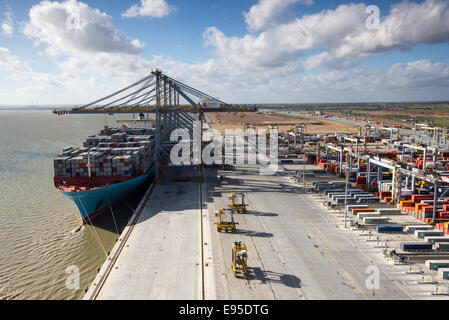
[{"x1": 423, "y1": 212, "x2": 434, "y2": 218}]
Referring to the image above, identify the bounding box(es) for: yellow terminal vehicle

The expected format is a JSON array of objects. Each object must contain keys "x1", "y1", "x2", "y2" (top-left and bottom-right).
[
  {"x1": 228, "y1": 193, "x2": 247, "y2": 214},
  {"x1": 416, "y1": 180, "x2": 432, "y2": 187},
  {"x1": 214, "y1": 208, "x2": 238, "y2": 232},
  {"x1": 221, "y1": 163, "x2": 233, "y2": 171},
  {"x1": 231, "y1": 241, "x2": 248, "y2": 277}
]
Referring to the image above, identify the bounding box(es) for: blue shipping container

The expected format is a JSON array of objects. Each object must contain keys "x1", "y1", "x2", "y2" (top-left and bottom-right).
[{"x1": 376, "y1": 225, "x2": 403, "y2": 233}]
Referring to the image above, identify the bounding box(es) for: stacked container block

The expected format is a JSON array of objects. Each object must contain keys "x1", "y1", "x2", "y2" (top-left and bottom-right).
[{"x1": 53, "y1": 128, "x2": 154, "y2": 178}]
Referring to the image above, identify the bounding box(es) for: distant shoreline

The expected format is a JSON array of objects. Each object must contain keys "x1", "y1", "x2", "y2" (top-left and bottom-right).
[
  {"x1": 1, "y1": 101, "x2": 449, "y2": 111},
  {"x1": 0, "y1": 108, "x2": 56, "y2": 111}
]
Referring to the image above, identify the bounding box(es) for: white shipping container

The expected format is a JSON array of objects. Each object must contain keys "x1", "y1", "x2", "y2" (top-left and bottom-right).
[{"x1": 438, "y1": 268, "x2": 449, "y2": 279}]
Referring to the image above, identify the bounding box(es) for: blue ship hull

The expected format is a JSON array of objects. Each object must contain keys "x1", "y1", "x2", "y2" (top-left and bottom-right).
[{"x1": 62, "y1": 165, "x2": 155, "y2": 223}]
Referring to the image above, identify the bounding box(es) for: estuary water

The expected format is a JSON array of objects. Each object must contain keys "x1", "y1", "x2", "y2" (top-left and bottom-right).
[{"x1": 0, "y1": 109, "x2": 146, "y2": 299}]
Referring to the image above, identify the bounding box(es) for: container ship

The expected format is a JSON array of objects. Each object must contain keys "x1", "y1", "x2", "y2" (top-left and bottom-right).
[{"x1": 53, "y1": 126, "x2": 155, "y2": 223}]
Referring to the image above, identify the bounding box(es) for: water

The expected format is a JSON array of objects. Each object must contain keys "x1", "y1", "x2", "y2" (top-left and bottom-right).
[{"x1": 0, "y1": 110, "x2": 148, "y2": 299}]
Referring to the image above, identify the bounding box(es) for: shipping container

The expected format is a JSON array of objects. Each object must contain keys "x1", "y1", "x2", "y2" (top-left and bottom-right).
[
  {"x1": 424, "y1": 236, "x2": 449, "y2": 244},
  {"x1": 438, "y1": 268, "x2": 449, "y2": 279},
  {"x1": 358, "y1": 212, "x2": 381, "y2": 219},
  {"x1": 435, "y1": 242, "x2": 449, "y2": 251},
  {"x1": 54, "y1": 127, "x2": 154, "y2": 179},
  {"x1": 352, "y1": 208, "x2": 375, "y2": 215},
  {"x1": 400, "y1": 242, "x2": 433, "y2": 251},
  {"x1": 405, "y1": 225, "x2": 434, "y2": 233},
  {"x1": 376, "y1": 225, "x2": 403, "y2": 233},
  {"x1": 415, "y1": 230, "x2": 445, "y2": 238},
  {"x1": 425, "y1": 260, "x2": 449, "y2": 270},
  {"x1": 377, "y1": 208, "x2": 401, "y2": 216},
  {"x1": 357, "y1": 197, "x2": 380, "y2": 203},
  {"x1": 363, "y1": 217, "x2": 389, "y2": 225}
]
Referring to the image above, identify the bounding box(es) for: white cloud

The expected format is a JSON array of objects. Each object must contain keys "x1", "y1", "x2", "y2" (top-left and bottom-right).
[
  {"x1": 185, "y1": 59, "x2": 448, "y2": 103},
  {"x1": 0, "y1": 47, "x2": 29, "y2": 72},
  {"x1": 303, "y1": 0, "x2": 449, "y2": 70},
  {"x1": 21, "y1": 0, "x2": 152, "y2": 87},
  {"x1": 122, "y1": 0, "x2": 176, "y2": 19},
  {"x1": 4, "y1": 70, "x2": 121, "y2": 104},
  {"x1": 207, "y1": 0, "x2": 449, "y2": 73},
  {"x1": 1, "y1": 22, "x2": 13, "y2": 36},
  {"x1": 10, "y1": 71, "x2": 65, "y2": 89},
  {"x1": 24, "y1": 0, "x2": 144, "y2": 55},
  {"x1": 1, "y1": 8, "x2": 14, "y2": 37},
  {"x1": 205, "y1": 3, "x2": 366, "y2": 69},
  {"x1": 265, "y1": 60, "x2": 449, "y2": 102},
  {"x1": 386, "y1": 60, "x2": 449, "y2": 89},
  {"x1": 244, "y1": 0, "x2": 313, "y2": 31},
  {"x1": 3, "y1": 0, "x2": 448, "y2": 105},
  {"x1": 56, "y1": 51, "x2": 156, "y2": 82},
  {"x1": 5, "y1": 54, "x2": 449, "y2": 104}
]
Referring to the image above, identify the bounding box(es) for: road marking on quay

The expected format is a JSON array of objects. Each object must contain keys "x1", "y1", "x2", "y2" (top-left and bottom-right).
[
  {"x1": 288, "y1": 187, "x2": 377, "y2": 300},
  {"x1": 220, "y1": 174, "x2": 273, "y2": 300},
  {"x1": 243, "y1": 193, "x2": 307, "y2": 300},
  {"x1": 245, "y1": 192, "x2": 326, "y2": 299},
  {"x1": 277, "y1": 172, "x2": 370, "y2": 299},
  {"x1": 239, "y1": 201, "x2": 289, "y2": 300},
  {"x1": 257, "y1": 193, "x2": 338, "y2": 299}
]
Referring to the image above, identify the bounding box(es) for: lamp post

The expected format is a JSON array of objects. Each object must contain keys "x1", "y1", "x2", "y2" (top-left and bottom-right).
[
  {"x1": 302, "y1": 125, "x2": 306, "y2": 188},
  {"x1": 344, "y1": 154, "x2": 352, "y2": 229},
  {"x1": 344, "y1": 165, "x2": 349, "y2": 228}
]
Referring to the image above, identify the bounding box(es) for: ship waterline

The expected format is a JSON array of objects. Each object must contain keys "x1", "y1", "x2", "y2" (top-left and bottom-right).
[{"x1": 60, "y1": 165, "x2": 155, "y2": 222}]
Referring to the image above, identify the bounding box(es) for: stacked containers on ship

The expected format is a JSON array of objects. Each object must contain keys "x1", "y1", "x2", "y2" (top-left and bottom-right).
[{"x1": 53, "y1": 128, "x2": 154, "y2": 180}]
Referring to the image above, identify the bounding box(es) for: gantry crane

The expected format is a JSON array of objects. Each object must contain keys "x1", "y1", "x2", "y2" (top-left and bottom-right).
[{"x1": 53, "y1": 69, "x2": 257, "y2": 179}]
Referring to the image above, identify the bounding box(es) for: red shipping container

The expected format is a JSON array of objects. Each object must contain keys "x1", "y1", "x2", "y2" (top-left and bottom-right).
[
  {"x1": 411, "y1": 195, "x2": 435, "y2": 203},
  {"x1": 356, "y1": 176, "x2": 366, "y2": 183},
  {"x1": 352, "y1": 208, "x2": 375, "y2": 215},
  {"x1": 379, "y1": 191, "x2": 391, "y2": 200},
  {"x1": 436, "y1": 222, "x2": 445, "y2": 230},
  {"x1": 437, "y1": 212, "x2": 449, "y2": 219}
]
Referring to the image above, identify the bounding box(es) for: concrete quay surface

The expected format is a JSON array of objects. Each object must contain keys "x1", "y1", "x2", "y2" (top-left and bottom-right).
[
  {"x1": 205, "y1": 164, "x2": 429, "y2": 300},
  {"x1": 85, "y1": 161, "x2": 442, "y2": 299},
  {"x1": 92, "y1": 166, "x2": 203, "y2": 300}
]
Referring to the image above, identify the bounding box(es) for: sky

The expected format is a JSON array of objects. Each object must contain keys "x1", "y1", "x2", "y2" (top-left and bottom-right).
[{"x1": 0, "y1": 0, "x2": 448, "y2": 105}]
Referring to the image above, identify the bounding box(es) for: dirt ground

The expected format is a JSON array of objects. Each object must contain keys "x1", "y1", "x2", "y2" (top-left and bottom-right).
[
  {"x1": 207, "y1": 111, "x2": 358, "y2": 134},
  {"x1": 327, "y1": 108, "x2": 449, "y2": 128}
]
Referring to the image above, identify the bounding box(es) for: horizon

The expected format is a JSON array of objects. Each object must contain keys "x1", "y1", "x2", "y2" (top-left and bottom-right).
[{"x1": 2, "y1": 100, "x2": 449, "y2": 109}]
